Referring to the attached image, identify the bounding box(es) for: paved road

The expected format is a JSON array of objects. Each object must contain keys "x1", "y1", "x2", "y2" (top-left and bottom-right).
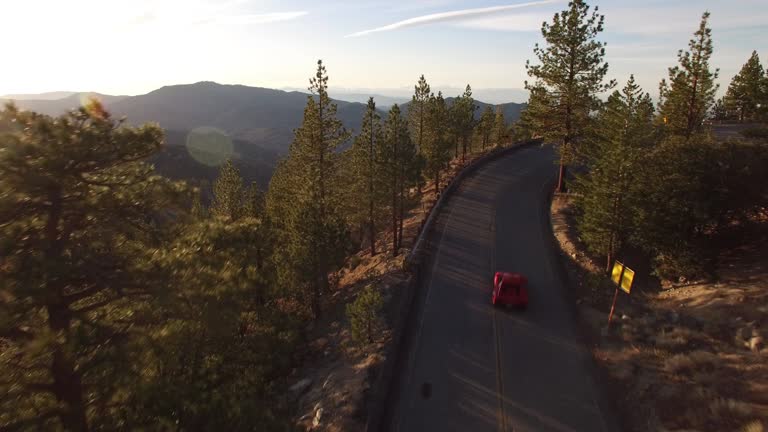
[{"x1": 391, "y1": 145, "x2": 618, "y2": 432}]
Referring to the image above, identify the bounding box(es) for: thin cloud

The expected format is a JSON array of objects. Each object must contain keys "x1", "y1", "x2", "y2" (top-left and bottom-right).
[
  {"x1": 212, "y1": 11, "x2": 308, "y2": 25},
  {"x1": 345, "y1": 0, "x2": 561, "y2": 38}
]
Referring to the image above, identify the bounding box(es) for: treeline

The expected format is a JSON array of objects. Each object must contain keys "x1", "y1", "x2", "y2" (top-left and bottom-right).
[
  {"x1": 0, "y1": 61, "x2": 510, "y2": 429},
  {"x1": 520, "y1": 0, "x2": 768, "y2": 279}
]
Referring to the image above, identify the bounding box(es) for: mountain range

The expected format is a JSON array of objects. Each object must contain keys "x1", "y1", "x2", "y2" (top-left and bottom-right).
[{"x1": 1, "y1": 82, "x2": 525, "y2": 189}]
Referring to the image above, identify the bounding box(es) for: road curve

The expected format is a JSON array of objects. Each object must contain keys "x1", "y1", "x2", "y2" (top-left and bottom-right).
[{"x1": 390, "y1": 145, "x2": 618, "y2": 432}]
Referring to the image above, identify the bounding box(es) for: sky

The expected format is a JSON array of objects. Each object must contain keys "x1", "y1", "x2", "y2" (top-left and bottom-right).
[{"x1": 2, "y1": 0, "x2": 767, "y2": 103}]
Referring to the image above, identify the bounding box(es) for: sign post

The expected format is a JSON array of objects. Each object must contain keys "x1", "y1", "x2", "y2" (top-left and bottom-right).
[{"x1": 608, "y1": 260, "x2": 634, "y2": 327}]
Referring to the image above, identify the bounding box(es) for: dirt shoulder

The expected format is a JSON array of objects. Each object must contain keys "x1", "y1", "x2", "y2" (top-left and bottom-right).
[
  {"x1": 550, "y1": 194, "x2": 768, "y2": 432},
  {"x1": 287, "y1": 147, "x2": 503, "y2": 431}
]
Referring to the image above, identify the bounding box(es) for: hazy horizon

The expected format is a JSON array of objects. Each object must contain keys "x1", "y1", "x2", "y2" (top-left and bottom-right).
[{"x1": 3, "y1": 0, "x2": 767, "y2": 100}]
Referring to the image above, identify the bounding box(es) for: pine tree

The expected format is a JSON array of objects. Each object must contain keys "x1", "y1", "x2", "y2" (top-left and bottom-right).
[
  {"x1": 212, "y1": 160, "x2": 244, "y2": 220},
  {"x1": 242, "y1": 181, "x2": 265, "y2": 219},
  {"x1": 658, "y1": 12, "x2": 719, "y2": 140},
  {"x1": 346, "y1": 285, "x2": 383, "y2": 344},
  {"x1": 348, "y1": 97, "x2": 386, "y2": 256},
  {"x1": 711, "y1": 97, "x2": 730, "y2": 121},
  {"x1": 409, "y1": 75, "x2": 431, "y2": 156},
  {"x1": 266, "y1": 60, "x2": 351, "y2": 318},
  {"x1": 493, "y1": 106, "x2": 507, "y2": 147},
  {"x1": 454, "y1": 85, "x2": 477, "y2": 161},
  {"x1": 724, "y1": 50, "x2": 765, "y2": 122},
  {"x1": 525, "y1": 0, "x2": 615, "y2": 192},
  {"x1": 379, "y1": 104, "x2": 419, "y2": 256},
  {"x1": 0, "y1": 101, "x2": 188, "y2": 430},
  {"x1": 191, "y1": 189, "x2": 207, "y2": 219},
  {"x1": 422, "y1": 92, "x2": 452, "y2": 192},
  {"x1": 575, "y1": 76, "x2": 655, "y2": 271},
  {"x1": 478, "y1": 105, "x2": 495, "y2": 150}
]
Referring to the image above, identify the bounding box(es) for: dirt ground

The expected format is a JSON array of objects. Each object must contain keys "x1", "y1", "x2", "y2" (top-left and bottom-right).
[
  {"x1": 288, "y1": 151, "x2": 492, "y2": 431},
  {"x1": 551, "y1": 194, "x2": 768, "y2": 432}
]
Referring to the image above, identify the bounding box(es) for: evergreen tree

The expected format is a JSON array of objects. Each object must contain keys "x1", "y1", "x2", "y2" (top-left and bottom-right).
[
  {"x1": 212, "y1": 159, "x2": 244, "y2": 220},
  {"x1": 493, "y1": 106, "x2": 507, "y2": 147},
  {"x1": 242, "y1": 181, "x2": 265, "y2": 219},
  {"x1": 266, "y1": 60, "x2": 351, "y2": 318},
  {"x1": 724, "y1": 50, "x2": 765, "y2": 122},
  {"x1": 409, "y1": 75, "x2": 431, "y2": 155},
  {"x1": 525, "y1": 0, "x2": 615, "y2": 192},
  {"x1": 379, "y1": 105, "x2": 418, "y2": 256},
  {"x1": 575, "y1": 76, "x2": 655, "y2": 271},
  {"x1": 478, "y1": 105, "x2": 495, "y2": 150},
  {"x1": 422, "y1": 91, "x2": 452, "y2": 191},
  {"x1": 454, "y1": 85, "x2": 477, "y2": 161},
  {"x1": 711, "y1": 97, "x2": 730, "y2": 121},
  {"x1": 348, "y1": 97, "x2": 386, "y2": 256},
  {"x1": 0, "y1": 101, "x2": 188, "y2": 430},
  {"x1": 346, "y1": 285, "x2": 383, "y2": 345},
  {"x1": 658, "y1": 12, "x2": 719, "y2": 140}
]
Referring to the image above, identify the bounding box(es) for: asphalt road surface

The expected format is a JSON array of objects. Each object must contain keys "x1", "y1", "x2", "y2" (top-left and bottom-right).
[{"x1": 390, "y1": 145, "x2": 619, "y2": 432}]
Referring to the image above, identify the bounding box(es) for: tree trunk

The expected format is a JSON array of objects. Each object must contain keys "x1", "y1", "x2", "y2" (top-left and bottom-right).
[
  {"x1": 556, "y1": 157, "x2": 568, "y2": 193},
  {"x1": 44, "y1": 187, "x2": 90, "y2": 432},
  {"x1": 392, "y1": 185, "x2": 399, "y2": 257},
  {"x1": 398, "y1": 181, "x2": 405, "y2": 250},
  {"x1": 369, "y1": 111, "x2": 376, "y2": 256}
]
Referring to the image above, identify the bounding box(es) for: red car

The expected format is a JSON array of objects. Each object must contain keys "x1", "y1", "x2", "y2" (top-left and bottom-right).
[{"x1": 492, "y1": 272, "x2": 529, "y2": 309}]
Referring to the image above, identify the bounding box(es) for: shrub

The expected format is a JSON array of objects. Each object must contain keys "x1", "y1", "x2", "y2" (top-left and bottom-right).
[
  {"x1": 346, "y1": 285, "x2": 384, "y2": 345},
  {"x1": 665, "y1": 350, "x2": 719, "y2": 374},
  {"x1": 348, "y1": 255, "x2": 362, "y2": 270}
]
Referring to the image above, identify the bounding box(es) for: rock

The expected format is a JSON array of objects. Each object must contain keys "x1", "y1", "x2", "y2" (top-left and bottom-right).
[
  {"x1": 313, "y1": 404, "x2": 323, "y2": 428},
  {"x1": 621, "y1": 314, "x2": 631, "y2": 321},
  {"x1": 749, "y1": 336, "x2": 764, "y2": 352},
  {"x1": 289, "y1": 378, "x2": 313, "y2": 399}
]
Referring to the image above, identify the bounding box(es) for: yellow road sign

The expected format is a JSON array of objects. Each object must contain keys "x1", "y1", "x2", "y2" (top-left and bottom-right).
[
  {"x1": 611, "y1": 261, "x2": 623, "y2": 284},
  {"x1": 611, "y1": 261, "x2": 634, "y2": 294},
  {"x1": 620, "y1": 267, "x2": 634, "y2": 293}
]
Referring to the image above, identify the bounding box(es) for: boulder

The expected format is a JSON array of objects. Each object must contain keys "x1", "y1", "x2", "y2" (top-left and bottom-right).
[
  {"x1": 749, "y1": 336, "x2": 764, "y2": 353},
  {"x1": 312, "y1": 404, "x2": 323, "y2": 428}
]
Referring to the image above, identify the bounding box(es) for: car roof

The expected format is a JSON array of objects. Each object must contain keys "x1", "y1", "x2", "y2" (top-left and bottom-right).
[{"x1": 498, "y1": 272, "x2": 527, "y2": 285}]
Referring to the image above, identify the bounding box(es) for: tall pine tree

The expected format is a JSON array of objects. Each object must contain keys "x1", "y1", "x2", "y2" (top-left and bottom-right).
[
  {"x1": 575, "y1": 76, "x2": 655, "y2": 271},
  {"x1": 724, "y1": 50, "x2": 765, "y2": 122},
  {"x1": 658, "y1": 12, "x2": 718, "y2": 140},
  {"x1": 454, "y1": 85, "x2": 477, "y2": 161},
  {"x1": 478, "y1": 105, "x2": 495, "y2": 150},
  {"x1": 494, "y1": 106, "x2": 507, "y2": 147},
  {"x1": 266, "y1": 60, "x2": 350, "y2": 318},
  {"x1": 348, "y1": 97, "x2": 386, "y2": 256},
  {"x1": 525, "y1": 0, "x2": 614, "y2": 192},
  {"x1": 422, "y1": 91, "x2": 452, "y2": 192},
  {"x1": 0, "y1": 101, "x2": 188, "y2": 430},
  {"x1": 379, "y1": 105, "x2": 419, "y2": 256},
  {"x1": 211, "y1": 159, "x2": 244, "y2": 220}
]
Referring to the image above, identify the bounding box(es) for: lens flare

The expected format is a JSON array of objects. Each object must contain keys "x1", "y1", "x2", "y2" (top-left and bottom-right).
[{"x1": 185, "y1": 126, "x2": 234, "y2": 167}]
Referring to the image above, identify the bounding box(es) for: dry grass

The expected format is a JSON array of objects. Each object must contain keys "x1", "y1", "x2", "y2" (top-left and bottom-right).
[
  {"x1": 551, "y1": 195, "x2": 768, "y2": 432},
  {"x1": 664, "y1": 350, "x2": 719, "y2": 374}
]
